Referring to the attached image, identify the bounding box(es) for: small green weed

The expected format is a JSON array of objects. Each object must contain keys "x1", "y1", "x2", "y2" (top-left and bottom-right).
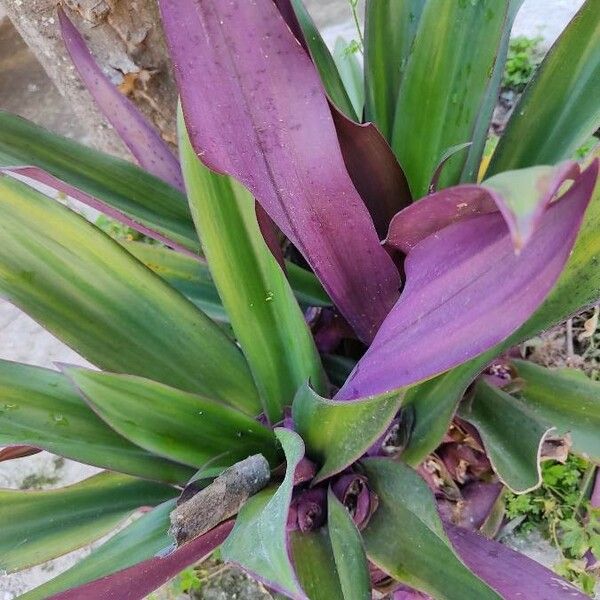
[
  {"x1": 505, "y1": 455, "x2": 599, "y2": 596},
  {"x1": 147, "y1": 567, "x2": 203, "y2": 600},
  {"x1": 502, "y1": 36, "x2": 542, "y2": 91}
]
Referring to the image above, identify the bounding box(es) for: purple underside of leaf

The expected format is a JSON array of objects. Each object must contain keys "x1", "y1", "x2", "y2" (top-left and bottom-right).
[
  {"x1": 0, "y1": 445, "x2": 41, "y2": 462},
  {"x1": 386, "y1": 161, "x2": 580, "y2": 255},
  {"x1": 391, "y1": 587, "x2": 431, "y2": 600},
  {"x1": 445, "y1": 523, "x2": 589, "y2": 599},
  {"x1": 274, "y1": 0, "x2": 412, "y2": 238},
  {"x1": 1, "y1": 167, "x2": 199, "y2": 259},
  {"x1": 159, "y1": 0, "x2": 400, "y2": 343},
  {"x1": 385, "y1": 184, "x2": 498, "y2": 255},
  {"x1": 48, "y1": 520, "x2": 234, "y2": 600},
  {"x1": 57, "y1": 7, "x2": 184, "y2": 192},
  {"x1": 331, "y1": 111, "x2": 412, "y2": 239},
  {"x1": 337, "y1": 161, "x2": 598, "y2": 400},
  {"x1": 437, "y1": 481, "x2": 503, "y2": 530}
]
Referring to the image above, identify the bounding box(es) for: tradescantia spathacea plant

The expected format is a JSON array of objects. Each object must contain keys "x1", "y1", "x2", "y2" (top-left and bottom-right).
[{"x1": 0, "y1": 0, "x2": 599, "y2": 598}]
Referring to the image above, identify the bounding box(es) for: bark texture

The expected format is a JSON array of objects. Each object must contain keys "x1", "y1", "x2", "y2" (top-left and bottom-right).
[{"x1": 1, "y1": 0, "x2": 177, "y2": 157}]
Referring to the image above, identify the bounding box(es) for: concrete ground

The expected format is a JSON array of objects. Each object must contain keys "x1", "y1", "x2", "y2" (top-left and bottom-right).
[{"x1": 0, "y1": 0, "x2": 590, "y2": 597}]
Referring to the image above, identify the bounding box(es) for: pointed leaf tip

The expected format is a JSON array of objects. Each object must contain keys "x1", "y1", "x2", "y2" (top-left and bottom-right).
[
  {"x1": 159, "y1": 0, "x2": 400, "y2": 342},
  {"x1": 57, "y1": 6, "x2": 184, "y2": 191},
  {"x1": 341, "y1": 161, "x2": 598, "y2": 400}
]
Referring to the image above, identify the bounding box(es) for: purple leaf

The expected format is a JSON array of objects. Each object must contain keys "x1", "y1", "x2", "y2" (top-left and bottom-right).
[
  {"x1": 331, "y1": 474, "x2": 379, "y2": 530},
  {"x1": 159, "y1": 0, "x2": 400, "y2": 342},
  {"x1": 274, "y1": 0, "x2": 412, "y2": 237},
  {"x1": 57, "y1": 7, "x2": 184, "y2": 192},
  {"x1": 288, "y1": 487, "x2": 327, "y2": 533},
  {"x1": 338, "y1": 161, "x2": 598, "y2": 400},
  {"x1": 385, "y1": 184, "x2": 497, "y2": 256},
  {"x1": 392, "y1": 587, "x2": 432, "y2": 600},
  {"x1": 332, "y1": 110, "x2": 413, "y2": 238},
  {"x1": 273, "y1": 0, "x2": 305, "y2": 48},
  {"x1": 254, "y1": 201, "x2": 286, "y2": 270},
  {"x1": 437, "y1": 481, "x2": 503, "y2": 530},
  {"x1": 446, "y1": 523, "x2": 589, "y2": 599},
  {"x1": 387, "y1": 162, "x2": 580, "y2": 255},
  {"x1": 48, "y1": 520, "x2": 233, "y2": 600},
  {"x1": 2, "y1": 166, "x2": 199, "y2": 258},
  {"x1": 0, "y1": 445, "x2": 41, "y2": 462}
]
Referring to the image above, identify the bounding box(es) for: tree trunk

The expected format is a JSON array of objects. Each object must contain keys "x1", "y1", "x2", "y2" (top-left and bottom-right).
[{"x1": 0, "y1": 0, "x2": 177, "y2": 158}]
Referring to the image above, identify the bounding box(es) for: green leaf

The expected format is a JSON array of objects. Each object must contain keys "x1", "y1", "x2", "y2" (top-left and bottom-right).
[
  {"x1": 459, "y1": 379, "x2": 551, "y2": 493},
  {"x1": 488, "y1": 0, "x2": 600, "y2": 174},
  {"x1": 401, "y1": 361, "x2": 486, "y2": 466},
  {"x1": 459, "y1": 0, "x2": 524, "y2": 183},
  {"x1": 286, "y1": 262, "x2": 331, "y2": 308},
  {"x1": 0, "y1": 472, "x2": 176, "y2": 572},
  {"x1": 327, "y1": 489, "x2": 371, "y2": 600},
  {"x1": 221, "y1": 428, "x2": 305, "y2": 599},
  {"x1": 0, "y1": 111, "x2": 199, "y2": 252},
  {"x1": 364, "y1": 0, "x2": 426, "y2": 140},
  {"x1": 332, "y1": 38, "x2": 364, "y2": 120},
  {"x1": 121, "y1": 241, "x2": 228, "y2": 323},
  {"x1": 19, "y1": 500, "x2": 175, "y2": 600},
  {"x1": 391, "y1": 0, "x2": 511, "y2": 197},
  {"x1": 179, "y1": 110, "x2": 326, "y2": 422},
  {"x1": 362, "y1": 459, "x2": 501, "y2": 600},
  {"x1": 560, "y1": 519, "x2": 589, "y2": 558},
  {"x1": 289, "y1": 528, "x2": 344, "y2": 600},
  {"x1": 0, "y1": 360, "x2": 193, "y2": 484},
  {"x1": 292, "y1": 383, "x2": 403, "y2": 483},
  {"x1": 286, "y1": 0, "x2": 358, "y2": 120},
  {"x1": 66, "y1": 368, "x2": 280, "y2": 471},
  {"x1": 513, "y1": 359, "x2": 600, "y2": 461},
  {"x1": 321, "y1": 354, "x2": 356, "y2": 389},
  {"x1": 0, "y1": 175, "x2": 260, "y2": 414},
  {"x1": 403, "y1": 180, "x2": 600, "y2": 465},
  {"x1": 122, "y1": 242, "x2": 330, "y2": 324}
]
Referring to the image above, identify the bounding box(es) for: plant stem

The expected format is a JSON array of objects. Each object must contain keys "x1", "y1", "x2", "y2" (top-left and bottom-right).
[{"x1": 348, "y1": 0, "x2": 364, "y2": 52}]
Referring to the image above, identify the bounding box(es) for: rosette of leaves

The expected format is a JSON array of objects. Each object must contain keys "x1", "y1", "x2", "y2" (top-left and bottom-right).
[{"x1": 0, "y1": 0, "x2": 599, "y2": 598}]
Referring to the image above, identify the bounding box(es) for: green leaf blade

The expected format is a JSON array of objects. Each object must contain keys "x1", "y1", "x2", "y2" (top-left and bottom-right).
[
  {"x1": 179, "y1": 112, "x2": 326, "y2": 422},
  {"x1": 460, "y1": 380, "x2": 550, "y2": 493},
  {"x1": 0, "y1": 472, "x2": 176, "y2": 572},
  {"x1": 0, "y1": 360, "x2": 194, "y2": 484},
  {"x1": 391, "y1": 0, "x2": 510, "y2": 197},
  {"x1": 364, "y1": 0, "x2": 426, "y2": 140},
  {"x1": 489, "y1": 0, "x2": 600, "y2": 174},
  {"x1": 19, "y1": 500, "x2": 176, "y2": 600},
  {"x1": 0, "y1": 174, "x2": 260, "y2": 414},
  {"x1": 0, "y1": 112, "x2": 198, "y2": 252},
  {"x1": 290, "y1": 528, "x2": 344, "y2": 600},
  {"x1": 327, "y1": 489, "x2": 370, "y2": 600},
  {"x1": 514, "y1": 359, "x2": 600, "y2": 461},
  {"x1": 292, "y1": 383, "x2": 403, "y2": 483},
  {"x1": 66, "y1": 369, "x2": 280, "y2": 471},
  {"x1": 362, "y1": 459, "x2": 501, "y2": 600}
]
